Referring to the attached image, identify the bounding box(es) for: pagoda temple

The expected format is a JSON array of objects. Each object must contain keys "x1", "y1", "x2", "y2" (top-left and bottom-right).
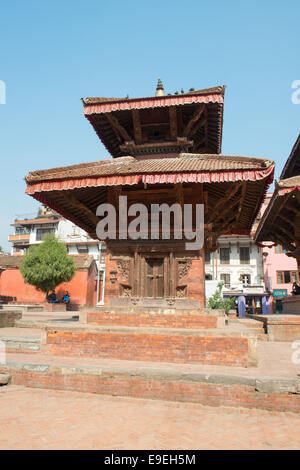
[
  {"x1": 25, "y1": 81, "x2": 274, "y2": 308},
  {"x1": 255, "y1": 134, "x2": 300, "y2": 313}
]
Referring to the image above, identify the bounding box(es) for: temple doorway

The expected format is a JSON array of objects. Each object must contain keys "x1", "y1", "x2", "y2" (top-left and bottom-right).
[{"x1": 145, "y1": 258, "x2": 164, "y2": 298}]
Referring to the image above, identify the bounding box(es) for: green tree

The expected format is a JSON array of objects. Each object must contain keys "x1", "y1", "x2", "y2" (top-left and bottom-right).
[
  {"x1": 20, "y1": 235, "x2": 76, "y2": 296},
  {"x1": 208, "y1": 282, "x2": 235, "y2": 312},
  {"x1": 0, "y1": 245, "x2": 3, "y2": 253}
]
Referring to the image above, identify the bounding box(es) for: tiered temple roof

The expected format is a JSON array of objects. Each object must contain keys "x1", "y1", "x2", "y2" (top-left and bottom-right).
[
  {"x1": 255, "y1": 135, "x2": 300, "y2": 263},
  {"x1": 25, "y1": 82, "x2": 275, "y2": 246}
]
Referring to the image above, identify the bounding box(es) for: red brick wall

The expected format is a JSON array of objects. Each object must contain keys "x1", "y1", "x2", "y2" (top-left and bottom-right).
[
  {"x1": 45, "y1": 329, "x2": 251, "y2": 367},
  {"x1": 2, "y1": 367, "x2": 300, "y2": 413},
  {"x1": 87, "y1": 312, "x2": 219, "y2": 329},
  {"x1": 266, "y1": 317, "x2": 300, "y2": 341},
  {"x1": 186, "y1": 253, "x2": 205, "y2": 307}
]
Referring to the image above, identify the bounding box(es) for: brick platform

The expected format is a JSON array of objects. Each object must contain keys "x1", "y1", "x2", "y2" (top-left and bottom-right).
[
  {"x1": 1, "y1": 356, "x2": 300, "y2": 413},
  {"x1": 84, "y1": 311, "x2": 225, "y2": 329},
  {"x1": 42, "y1": 323, "x2": 257, "y2": 367},
  {"x1": 250, "y1": 315, "x2": 300, "y2": 342}
]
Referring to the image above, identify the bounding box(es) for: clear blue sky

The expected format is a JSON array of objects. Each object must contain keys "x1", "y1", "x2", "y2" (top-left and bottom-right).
[{"x1": 0, "y1": 0, "x2": 299, "y2": 252}]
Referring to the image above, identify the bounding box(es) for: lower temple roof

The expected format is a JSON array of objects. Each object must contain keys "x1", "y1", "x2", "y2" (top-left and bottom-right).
[{"x1": 25, "y1": 153, "x2": 275, "y2": 242}]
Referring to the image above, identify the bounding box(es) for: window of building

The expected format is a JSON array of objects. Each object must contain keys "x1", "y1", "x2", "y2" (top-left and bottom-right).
[
  {"x1": 36, "y1": 228, "x2": 55, "y2": 241},
  {"x1": 241, "y1": 274, "x2": 251, "y2": 285},
  {"x1": 205, "y1": 251, "x2": 211, "y2": 264},
  {"x1": 275, "y1": 245, "x2": 289, "y2": 254},
  {"x1": 239, "y1": 247, "x2": 250, "y2": 264},
  {"x1": 277, "y1": 271, "x2": 299, "y2": 284},
  {"x1": 220, "y1": 247, "x2": 230, "y2": 264},
  {"x1": 220, "y1": 273, "x2": 230, "y2": 288},
  {"x1": 77, "y1": 244, "x2": 89, "y2": 254}
]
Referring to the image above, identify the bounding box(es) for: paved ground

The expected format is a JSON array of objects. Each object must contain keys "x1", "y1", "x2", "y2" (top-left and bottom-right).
[{"x1": 0, "y1": 385, "x2": 300, "y2": 450}]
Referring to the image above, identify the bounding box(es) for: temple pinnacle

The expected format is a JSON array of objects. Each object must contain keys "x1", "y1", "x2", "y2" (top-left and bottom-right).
[{"x1": 155, "y1": 78, "x2": 165, "y2": 97}]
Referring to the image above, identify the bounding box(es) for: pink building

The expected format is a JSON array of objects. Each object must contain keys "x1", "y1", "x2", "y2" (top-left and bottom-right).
[{"x1": 259, "y1": 193, "x2": 299, "y2": 312}]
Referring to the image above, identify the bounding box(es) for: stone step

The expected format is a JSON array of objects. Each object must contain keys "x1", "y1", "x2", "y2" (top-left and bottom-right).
[
  {"x1": 257, "y1": 334, "x2": 269, "y2": 342},
  {"x1": 83, "y1": 310, "x2": 225, "y2": 329},
  {"x1": 42, "y1": 323, "x2": 257, "y2": 367},
  {"x1": 1, "y1": 359, "x2": 300, "y2": 413},
  {"x1": 0, "y1": 373, "x2": 11, "y2": 385},
  {"x1": 0, "y1": 336, "x2": 40, "y2": 352}
]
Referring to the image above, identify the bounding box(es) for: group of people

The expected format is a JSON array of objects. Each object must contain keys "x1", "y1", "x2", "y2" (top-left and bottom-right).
[{"x1": 47, "y1": 290, "x2": 71, "y2": 304}]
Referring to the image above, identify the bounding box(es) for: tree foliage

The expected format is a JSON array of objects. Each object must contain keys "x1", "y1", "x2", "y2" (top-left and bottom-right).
[
  {"x1": 20, "y1": 235, "x2": 76, "y2": 294},
  {"x1": 208, "y1": 282, "x2": 235, "y2": 312}
]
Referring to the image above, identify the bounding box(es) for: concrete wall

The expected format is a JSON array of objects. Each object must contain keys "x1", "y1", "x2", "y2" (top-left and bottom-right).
[{"x1": 0, "y1": 267, "x2": 96, "y2": 308}]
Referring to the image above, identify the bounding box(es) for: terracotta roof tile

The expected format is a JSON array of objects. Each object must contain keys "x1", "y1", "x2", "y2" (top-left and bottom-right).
[
  {"x1": 26, "y1": 154, "x2": 272, "y2": 183},
  {"x1": 82, "y1": 86, "x2": 225, "y2": 106}
]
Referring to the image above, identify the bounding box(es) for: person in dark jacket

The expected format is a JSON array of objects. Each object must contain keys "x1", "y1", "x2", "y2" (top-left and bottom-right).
[
  {"x1": 47, "y1": 290, "x2": 59, "y2": 303},
  {"x1": 292, "y1": 282, "x2": 300, "y2": 295}
]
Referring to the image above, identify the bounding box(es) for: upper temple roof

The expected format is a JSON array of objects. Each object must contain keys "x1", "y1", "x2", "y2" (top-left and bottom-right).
[{"x1": 82, "y1": 85, "x2": 225, "y2": 158}]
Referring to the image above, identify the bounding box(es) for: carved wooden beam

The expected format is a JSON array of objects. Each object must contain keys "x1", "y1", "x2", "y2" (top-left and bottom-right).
[
  {"x1": 195, "y1": 136, "x2": 206, "y2": 152},
  {"x1": 207, "y1": 183, "x2": 242, "y2": 223},
  {"x1": 204, "y1": 106, "x2": 209, "y2": 150},
  {"x1": 63, "y1": 193, "x2": 99, "y2": 227},
  {"x1": 276, "y1": 217, "x2": 296, "y2": 241},
  {"x1": 107, "y1": 185, "x2": 122, "y2": 208},
  {"x1": 106, "y1": 114, "x2": 132, "y2": 141},
  {"x1": 169, "y1": 107, "x2": 177, "y2": 140},
  {"x1": 182, "y1": 104, "x2": 205, "y2": 137},
  {"x1": 285, "y1": 202, "x2": 299, "y2": 214},
  {"x1": 236, "y1": 182, "x2": 247, "y2": 224},
  {"x1": 189, "y1": 117, "x2": 206, "y2": 136},
  {"x1": 213, "y1": 197, "x2": 241, "y2": 225},
  {"x1": 132, "y1": 110, "x2": 142, "y2": 144},
  {"x1": 175, "y1": 183, "x2": 184, "y2": 208},
  {"x1": 273, "y1": 232, "x2": 296, "y2": 252}
]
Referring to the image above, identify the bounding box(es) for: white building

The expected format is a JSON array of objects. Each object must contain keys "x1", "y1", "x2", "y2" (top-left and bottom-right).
[
  {"x1": 204, "y1": 233, "x2": 266, "y2": 309},
  {"x1": 205, "y1": 234, "x2": 264, "y2": 287},
  {"x1": 9, "y1": 206, "x2": 107, "y2": 304}
]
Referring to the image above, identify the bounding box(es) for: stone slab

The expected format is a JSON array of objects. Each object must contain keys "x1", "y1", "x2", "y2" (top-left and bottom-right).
[{"x1": 0, "y1": 311, "x2": 22, "y2": 328}]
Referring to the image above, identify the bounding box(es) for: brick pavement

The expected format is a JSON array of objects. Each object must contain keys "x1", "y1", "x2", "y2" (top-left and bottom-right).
[{"x1": 0, "y1": 385, "x2": 300, "y2": 450}]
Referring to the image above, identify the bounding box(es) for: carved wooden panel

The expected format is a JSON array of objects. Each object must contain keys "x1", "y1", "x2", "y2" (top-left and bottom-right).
[{"x1": 177, "y1": 260, "x2": 192, "y2": 282}]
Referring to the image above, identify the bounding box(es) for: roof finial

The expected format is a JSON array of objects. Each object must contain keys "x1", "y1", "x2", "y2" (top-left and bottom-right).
[{"x1": 155, "y1": 78, "x2": 165, "y2": 97}]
